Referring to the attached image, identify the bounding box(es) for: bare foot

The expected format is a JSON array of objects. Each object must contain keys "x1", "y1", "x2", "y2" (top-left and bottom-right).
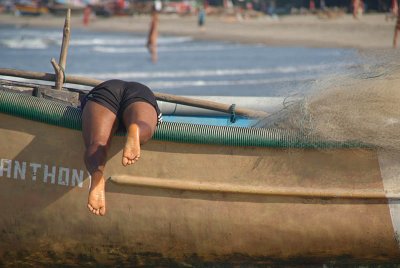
[
  {"x1": 88, "y1": 171, "x2": 106, "y2": 216},
  {"x1": 122, "y1": 124, "x2": 140, "y2": 166}
]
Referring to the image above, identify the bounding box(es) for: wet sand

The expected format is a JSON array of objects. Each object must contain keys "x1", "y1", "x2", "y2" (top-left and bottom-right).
[{"x1": 0, "y1": 12, "x2": 397, "y2": 49}]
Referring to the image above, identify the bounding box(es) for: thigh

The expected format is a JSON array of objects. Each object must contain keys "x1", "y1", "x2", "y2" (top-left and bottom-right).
[
  {"x1": 82, "y1": 100, "x2": 118, "y2": 148},
  {"x1": 122, "y1": 101, "x2": 158, "y2": 136}
]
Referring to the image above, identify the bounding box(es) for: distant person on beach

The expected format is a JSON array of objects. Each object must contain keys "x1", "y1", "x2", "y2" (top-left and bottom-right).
[
  {"x1": 352, "y1": 0, "x2": 364, "y2": 19},
  {"x1": 80, "y1": 79, "x2": 162, "y2": 216},
  {"x1": 352, "y1": 0, "x2": 359, "y2": 18},
  {"x1": 268, "y1": 0, "x2": 276, "y2": 16},
  {"x1": 147, "y1": 2, "x2": 161, "y2": 63},
  {"x1": 83, "y1": 5, "x2": 91, "y2": 26},
  {"x1": 309, "y1": 0, "x2": 316, "y2": 11},
  {"x1": 198, "y1": 7, "x2": 206, "y2": 30},
  {"x1": 386, "y1": 0, "x2": 398, "y2": 21},
  {"x1": 394, "y1": 12, "x2": 400, "y2": 47},
  {"x1": 320, "y1": 0, "x2": 326, "y2": 10},
  {"x1": 392, "y1": 0, "x2": 399, "y2": 16}
]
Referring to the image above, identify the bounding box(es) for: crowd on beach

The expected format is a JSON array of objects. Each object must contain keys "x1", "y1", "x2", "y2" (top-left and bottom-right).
[
  {"x1": 1, "y1": 0, "x2": 399, "y2": 18},
  {"x1": 0, "y1": 0, "x2": 399, "y2": 50}
]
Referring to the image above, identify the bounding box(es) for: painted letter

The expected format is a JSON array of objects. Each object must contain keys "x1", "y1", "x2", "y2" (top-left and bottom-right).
[
  {"x1": 0, "y1": 159, "x2": 12, "y2": 178},
  {"x1": 44, "y1": 165, "x2": 56, "y2": 184},
  {"x1": 13, "y1": 161, "x2": 27, "y2": 180},
  {"x1": 71, "y1": 169, "x2": 84, "y2": 188},
  {"x1": 30, "y1": 163, "x2": 41, "y2": 181},
  {"x1": 58, "y1": 167, "x2": 69, "y2": 186}
]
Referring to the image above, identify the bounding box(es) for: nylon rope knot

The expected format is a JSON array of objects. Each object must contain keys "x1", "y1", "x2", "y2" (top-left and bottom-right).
[{"x1": 229, "y1": 104, "x2": 237, "y2": 123}]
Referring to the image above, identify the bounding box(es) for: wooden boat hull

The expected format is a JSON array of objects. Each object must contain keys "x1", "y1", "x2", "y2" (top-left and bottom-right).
[
  {"x1": 0, "y1": 86, "x2": 400, "y2": 265},
  {"x1": 2, "y1": 110, "x2": 400, "y2": 265}
]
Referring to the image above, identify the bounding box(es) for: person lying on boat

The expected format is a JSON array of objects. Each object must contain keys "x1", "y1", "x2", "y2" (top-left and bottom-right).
[{"x1": 80, "y1": 79, "x2": 162, "y2": 216}]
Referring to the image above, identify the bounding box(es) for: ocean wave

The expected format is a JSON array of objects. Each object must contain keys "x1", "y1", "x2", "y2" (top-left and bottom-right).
[
  {"x1": 0, "y1": 38, "x2": 54, "y2": 49},
  {"x1": 92, "y1": 44, "x2": 239, "y2": 53},
  {"x1": 145, "y1": 75, "x2": 316, "y2": 89},
  {"x1": 70, "y1": 36, "x2": 192, "y2": 46},
  {"x1": 0, "y1": 35, "x2": 192, "y2": 49},
  {"x1": 74, "y1": 64, "x2": 344, "y2": 79}
]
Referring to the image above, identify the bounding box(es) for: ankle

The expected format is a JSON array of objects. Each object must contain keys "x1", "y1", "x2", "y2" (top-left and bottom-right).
[
  {"x1": 91, "y1": 170, "x2": 104, "y2": 180},
  {"x1": 127, "y1": 124, "x2": 140, "y2": 137}
]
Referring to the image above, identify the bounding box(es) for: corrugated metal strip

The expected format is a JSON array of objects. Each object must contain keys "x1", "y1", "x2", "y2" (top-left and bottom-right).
[{"x1": 0, "y1": 90, "x2": 363, "y2": 148}]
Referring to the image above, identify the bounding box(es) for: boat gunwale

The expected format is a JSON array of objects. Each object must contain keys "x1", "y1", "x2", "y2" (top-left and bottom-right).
[{"x1": 0, "y1": 88, "x2": 366, "y2": 149}]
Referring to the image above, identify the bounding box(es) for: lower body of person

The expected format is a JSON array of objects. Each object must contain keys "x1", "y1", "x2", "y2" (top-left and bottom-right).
[
  {"x1": 147, "y1": 38, "x2": 158, "y2": 63},
  {"x1": 80, "y1": 79, "x2": 162, "y2": 216}
]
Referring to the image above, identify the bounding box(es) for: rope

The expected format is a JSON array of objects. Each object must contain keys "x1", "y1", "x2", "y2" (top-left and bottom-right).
[{"x1": 229, "y1": 104, "x2": 237, "y2": 123}]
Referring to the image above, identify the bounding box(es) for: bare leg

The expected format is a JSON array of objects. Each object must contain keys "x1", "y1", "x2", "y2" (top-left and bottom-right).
[
  {"x1": 82, "y1": 101, "x2": 118, "y2": 216},
  {"x1": 147, "y1": 11, "x2": 159, "y2": 63},
  {"x1": 146, "y1": 43, "x2": 158, "y2": 63},
  {"x1": 122, "y1": 102, "x2": 157, "y2": 166},
  {"x1": 150, "y1": 44, "x2": 158, "y2": 63},
  {"x1": 394, "y1": 28, "x2": 399, "y2": 48}
]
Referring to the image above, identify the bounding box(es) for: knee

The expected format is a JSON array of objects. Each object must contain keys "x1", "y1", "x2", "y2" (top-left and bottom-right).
[
  {"x1": 138, "y1": 121, "x2": 155, "y2": 144},
  {"x1": 85, "y1": 142, "x2": 109, "y2": 159}
]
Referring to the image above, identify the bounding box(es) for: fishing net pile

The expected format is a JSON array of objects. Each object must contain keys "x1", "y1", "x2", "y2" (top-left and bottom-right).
[{"x1": 258, "y1": 50, "x2": 400, "y2": 151}]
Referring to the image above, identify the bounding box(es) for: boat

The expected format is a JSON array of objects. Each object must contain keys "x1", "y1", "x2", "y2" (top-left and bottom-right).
[
  {"x1": 1, "y1": 11, "x2": 400, "y2": 267},
  {"x1": 1, "y1": 71, "x2": 400, "y2": 266},
  {"x1": 48, "y1": 4, "x2": 85, "y2": 16},
  {"x1": 47, "y1": 0, "x2": 85, "y2": 16},
  {"x1": 14, "y1": 0, "x2": 48, "y2": 16}
]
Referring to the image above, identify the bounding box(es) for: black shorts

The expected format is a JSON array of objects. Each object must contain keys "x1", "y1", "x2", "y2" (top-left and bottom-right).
[{"x1": 80, "y1": 79, "x2": 162, "y2": 126}]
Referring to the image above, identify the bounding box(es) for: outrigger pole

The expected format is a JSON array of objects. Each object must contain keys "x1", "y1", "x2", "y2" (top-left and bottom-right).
[
  {"x1": 110, "y1": 175, "x2": 396, "y2": 200},
  {"x1": 0, "y1": 69, "x2": 268, "y2": 118}
]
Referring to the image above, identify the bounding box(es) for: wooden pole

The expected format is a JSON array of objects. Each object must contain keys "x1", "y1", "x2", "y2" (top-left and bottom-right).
[
  {"x1": 50, "y1": 58, "x2": 62, "y2": 87},
  {"x1": 155, "y1": 92, "x2": 267, "y2": 117},
  {"x1": 110, "y1": 175, "x2": 396, "y2": 200},
  {"x1": 59, "y1": 9, "x2": 71, "y2": 73},
  {"x1": 0, "y1": 68, "x2": 100, "y2": 87},
  {"x1": 51, "y1": 8, "x2": 71, "y2": 90},
  {"x1": 0, "y1": 68, "x2": 268, "y2": 118}
]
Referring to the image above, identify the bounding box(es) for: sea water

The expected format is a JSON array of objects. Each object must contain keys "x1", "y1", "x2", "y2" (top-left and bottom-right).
[{"x1": 0, "y1": 25, "x2": 361, "y2": 98}]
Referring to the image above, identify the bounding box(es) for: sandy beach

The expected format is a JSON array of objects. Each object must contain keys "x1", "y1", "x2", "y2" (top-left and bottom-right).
[{"x1": 0, "y1": 12, "x2": 397, "y2": 49}]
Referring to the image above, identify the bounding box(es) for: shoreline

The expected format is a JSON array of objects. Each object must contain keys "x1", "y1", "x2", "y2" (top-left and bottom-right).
[{"x1": 0, "y1": 13, "x2": 397, "y2": 49}]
